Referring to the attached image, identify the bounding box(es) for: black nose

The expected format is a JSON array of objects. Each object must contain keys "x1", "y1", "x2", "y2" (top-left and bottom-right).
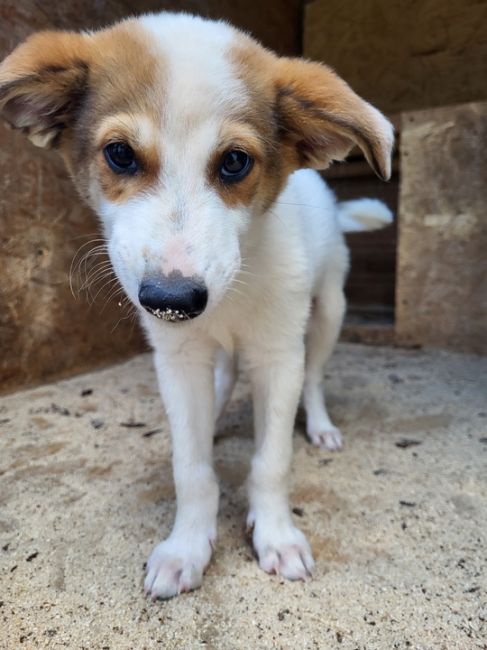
[{"x1": 138, "y1": 274, "x2": 208, "y2": 321}]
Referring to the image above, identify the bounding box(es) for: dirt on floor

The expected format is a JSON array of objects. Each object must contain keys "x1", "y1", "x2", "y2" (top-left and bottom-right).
[{"x1": 0, "y1": 343, "x2": 486, "y2": 650}]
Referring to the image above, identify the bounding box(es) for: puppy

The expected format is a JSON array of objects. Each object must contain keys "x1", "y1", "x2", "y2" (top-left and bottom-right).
[{"x1": 0, "y1": 12, "x2": 393, "y2": 599}]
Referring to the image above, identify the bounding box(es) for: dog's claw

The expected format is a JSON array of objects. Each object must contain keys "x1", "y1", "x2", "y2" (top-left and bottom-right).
[
  {"x1": 308, "y1": 425, "x2": 343, "y2": 451},
  {"x1": 252, "y1": 519, "x2": 315, "y2": 582},
  {"x1": 144, "y1": 536, "x2": 213, "y2": 600},
  {"x1": 259, "y1": 542, "x2": 314, "y2": 580}
]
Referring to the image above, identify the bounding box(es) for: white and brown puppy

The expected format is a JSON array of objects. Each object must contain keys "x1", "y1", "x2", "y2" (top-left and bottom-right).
[{"x1": 0, "y1": 13, "x2": 393, "y2": 599}]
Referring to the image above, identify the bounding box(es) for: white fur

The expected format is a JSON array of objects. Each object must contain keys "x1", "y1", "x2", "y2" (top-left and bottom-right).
[
  {"x1": 89, "y1": 14, "x2": 392, "y2": 599},
  {"x1": 138, "y1": 165, "x2": 391, "y2": 598},
  {"x1": 338, "y1": 198, "x2": 393, "y2": 232}
]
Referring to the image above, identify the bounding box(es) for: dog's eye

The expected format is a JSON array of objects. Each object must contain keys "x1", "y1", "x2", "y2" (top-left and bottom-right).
[
  {"x1": 104, "y1": 142, "x2": 138, "y2": 175},
  {"x1": 219, "y1": 150, "x2": 253, "y2": 183}
]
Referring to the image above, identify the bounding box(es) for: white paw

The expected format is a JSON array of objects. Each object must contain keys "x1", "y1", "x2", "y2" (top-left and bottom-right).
[
  {"x1": 307, "y1": 424, "x2": 343, "y2": 451},
  {"x1": 144, "y1": 534, "x2": 214, "y2": 600},
  {"x1": 249, "y1": 515, "x2": 315, "y2": 581}
]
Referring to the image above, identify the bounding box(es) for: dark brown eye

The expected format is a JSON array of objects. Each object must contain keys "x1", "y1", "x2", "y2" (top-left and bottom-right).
[
  {"x1": 219, "y1": 150, "x2": 253, "y2": 183},
  {"x1": 104, "y1": 142, "x2": 138, "y2": 175}
]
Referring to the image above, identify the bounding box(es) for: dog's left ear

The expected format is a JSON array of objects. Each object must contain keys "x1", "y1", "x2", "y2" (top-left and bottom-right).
[
  {"x1": 274, "y1": 58, "x2": 394, "y2": 180},
  {"x1": 0, "y1": 31, "x2": 90, "y2": 149}
]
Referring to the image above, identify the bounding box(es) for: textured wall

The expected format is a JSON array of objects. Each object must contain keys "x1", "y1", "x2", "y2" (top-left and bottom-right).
[
  {"x1": 304, "y1": 0, "x2": 487, "y2": 115},
  {"x1": 0, "y1": 1, "x2": 302, "y2": 393},
  {"x1": 396, "y1": 102, "x2": 487, "y2": 354},
  {"x1": 304, "y1": 1, "x2": 487, "y2": 346}
]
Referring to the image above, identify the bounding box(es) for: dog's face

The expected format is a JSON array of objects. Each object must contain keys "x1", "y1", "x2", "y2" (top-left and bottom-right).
[{"x1": 0, "y1": 13, "x2": 393, "y2": 322}]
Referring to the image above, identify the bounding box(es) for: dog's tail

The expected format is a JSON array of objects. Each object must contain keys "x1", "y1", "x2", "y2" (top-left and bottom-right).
[{"x1": 337, "y1": 198, "x2": 393, "y2": 232}]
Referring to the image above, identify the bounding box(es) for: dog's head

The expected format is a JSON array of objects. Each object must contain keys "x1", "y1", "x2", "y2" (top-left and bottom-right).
[{"x1": 0, "y1": 13, "x2": 393, "y2": 323}]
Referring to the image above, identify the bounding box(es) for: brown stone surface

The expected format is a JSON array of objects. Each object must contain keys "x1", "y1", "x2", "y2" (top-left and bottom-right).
[
  {"x1": 0, "y1": 1, "x2": 302, "y2": 58},
  {"x1": 396, "y1": 102, "x2": 487, "y2": 354},
  {"x1": 0, "y1": 126, "x2": 145, "y2": 393},
  {"x1": 0, "y1": 1, "x2": 302, "y2": 393},
  {"x1": 304, "y1": 0, "x2": 487, "y2": 115},
  {"x1": 1, "y1": 343, "x2": 486, "y2": 648}
]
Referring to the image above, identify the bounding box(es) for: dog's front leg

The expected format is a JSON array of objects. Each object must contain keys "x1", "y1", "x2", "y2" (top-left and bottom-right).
[
  {"x1": 144, "y1": 337, "x2": 218, "y2": 600},
  {"x1": 245, "y1": 341, "x2": 314, "y2": 580}
]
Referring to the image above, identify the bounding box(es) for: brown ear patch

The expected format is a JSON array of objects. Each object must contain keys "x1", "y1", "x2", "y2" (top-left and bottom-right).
[
  {"x1": 274, "y1": 58, "x2": 394, "y2": 180},
  {"x1": 0, "y1": 21, "x2": 164, "y2": 204},
  {"x1": 0, "y1": 32, "x2": 90, "y2": 148},
  {"x1": 0, "y1": 62, "x2": 89, "y2": 148},
  {"x1": 276, "y1": 85, "x2": 386, "y2": 179},
  {"x1": 230, "y1": 36, "x2": 392, "y2": 191}
]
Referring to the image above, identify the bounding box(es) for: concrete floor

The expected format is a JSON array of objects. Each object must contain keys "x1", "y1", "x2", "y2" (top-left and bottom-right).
[{"x1": 0, "y1": 343, "x2": 486, "y2": 650}]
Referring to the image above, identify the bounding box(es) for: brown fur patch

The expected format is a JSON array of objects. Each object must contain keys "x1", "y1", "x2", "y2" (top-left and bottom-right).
[
  {"x1": 273, "y1": 57, "x2": 390, "y2": 178},
  {"x1": 228, "y1": 36, "x2": 295, "y2": 214},
  {"x1": 94, "y1": 113, "x2": 160, "y2": 203},
  {"x1": 1, "y1": 17, "x2": 391, "y2": 209},
  {"x1": 208, "y1": 120, "x2": 265, "y2": 209},
  {"x1": 0, "y1": 20, "x2": 163, "y2": 204},
  {"x1": 67, "y1": 21, "x2": 163, "y2": 205},
  {"x1": 0, "y1": 31, "x2": 90, "y2": 147},
  {"x1": 230, "y1": 34, "x2": 392, "y2": 184}
]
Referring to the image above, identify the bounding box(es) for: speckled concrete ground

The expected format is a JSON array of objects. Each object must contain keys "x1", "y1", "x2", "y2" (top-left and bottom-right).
[{"x1": 0, "y1": 344, "x2": 486, "y2": 650}]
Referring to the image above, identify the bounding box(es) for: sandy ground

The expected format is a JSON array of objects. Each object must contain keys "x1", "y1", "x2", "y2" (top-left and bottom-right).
[{"x1": 0, "y1": 343, "x2": 486, "y2": 650}]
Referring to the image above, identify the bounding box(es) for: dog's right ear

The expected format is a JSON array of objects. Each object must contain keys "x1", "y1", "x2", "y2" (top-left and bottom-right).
[{"x1": 0, "y1": 31, "x2": 90, "y2": 148}]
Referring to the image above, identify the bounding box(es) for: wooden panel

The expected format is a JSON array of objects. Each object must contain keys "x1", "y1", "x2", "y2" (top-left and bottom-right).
[
  {"x1": 305, "y1": 0, "x2": 487, "y2": 114},
  {"x1": 396, "y1": 102, "x2": 487, "y2": 354},
  {"x1": 325, "y1": 161, "x2": 399, "y2": 312},
  {"x1": 323, "y1": 116, "x2": 401, "y2": 319}
]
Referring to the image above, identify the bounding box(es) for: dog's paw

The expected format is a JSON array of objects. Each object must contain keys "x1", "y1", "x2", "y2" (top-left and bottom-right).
[
  {"x1": 307, "y1": 424, "x2": 343, "y2": 451},
  {"x1": 250, "y1": 516, "x2": 314, "y2": 581},
  {"x1": 144, "y1": 535, "x2": 213, "y2": 600}
]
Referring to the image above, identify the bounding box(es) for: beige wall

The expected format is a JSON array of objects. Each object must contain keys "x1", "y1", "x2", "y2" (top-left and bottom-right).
[
  {"x1": 0, "y1": 0, "x2": 302, "y2": 393},
  {"x1": 305, "y1": 0, "x2": 487, "y2": 354},
  {"x1": 396, "y1": 102, "x2": 487, "y2": 355},
  {"x1": 304, "y1": 0, "x2": 487, "y2": 114}
]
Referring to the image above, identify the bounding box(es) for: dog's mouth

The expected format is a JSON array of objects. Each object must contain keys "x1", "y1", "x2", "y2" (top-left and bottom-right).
[{"x1": 143, "y1": 306, "x2": 190, "y2": 322}]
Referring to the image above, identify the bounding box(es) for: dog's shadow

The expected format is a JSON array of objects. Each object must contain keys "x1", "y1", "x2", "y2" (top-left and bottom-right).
[
  {"x1": 214, "y1": 396, "x2": 254, "y2": 495},
  {"x1": 134, "y1": 395, "x2": 255, "y2": 538}
]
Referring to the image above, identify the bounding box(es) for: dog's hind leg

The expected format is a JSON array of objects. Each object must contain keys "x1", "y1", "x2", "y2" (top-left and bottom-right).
[
  {"x1": 303, "y1": 275, "x2": 346, "y2": 450},
  {"x1": 214, "y1": 347, "x2": 237, "y2": 422}
]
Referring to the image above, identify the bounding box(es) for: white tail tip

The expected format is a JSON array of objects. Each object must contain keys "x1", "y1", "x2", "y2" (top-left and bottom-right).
[{"x1": 337, "y1": 198, "x2": 393, "y2": 233}]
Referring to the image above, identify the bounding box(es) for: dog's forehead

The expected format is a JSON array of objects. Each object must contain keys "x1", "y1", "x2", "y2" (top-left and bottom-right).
[{"x1": 139, "y1": 14, "x2": 248, "y2": 131}]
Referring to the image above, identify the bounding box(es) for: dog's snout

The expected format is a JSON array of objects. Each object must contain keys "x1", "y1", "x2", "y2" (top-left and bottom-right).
[{"x1": 138, "y1": 273, "x2": 208, "y2": 321}]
